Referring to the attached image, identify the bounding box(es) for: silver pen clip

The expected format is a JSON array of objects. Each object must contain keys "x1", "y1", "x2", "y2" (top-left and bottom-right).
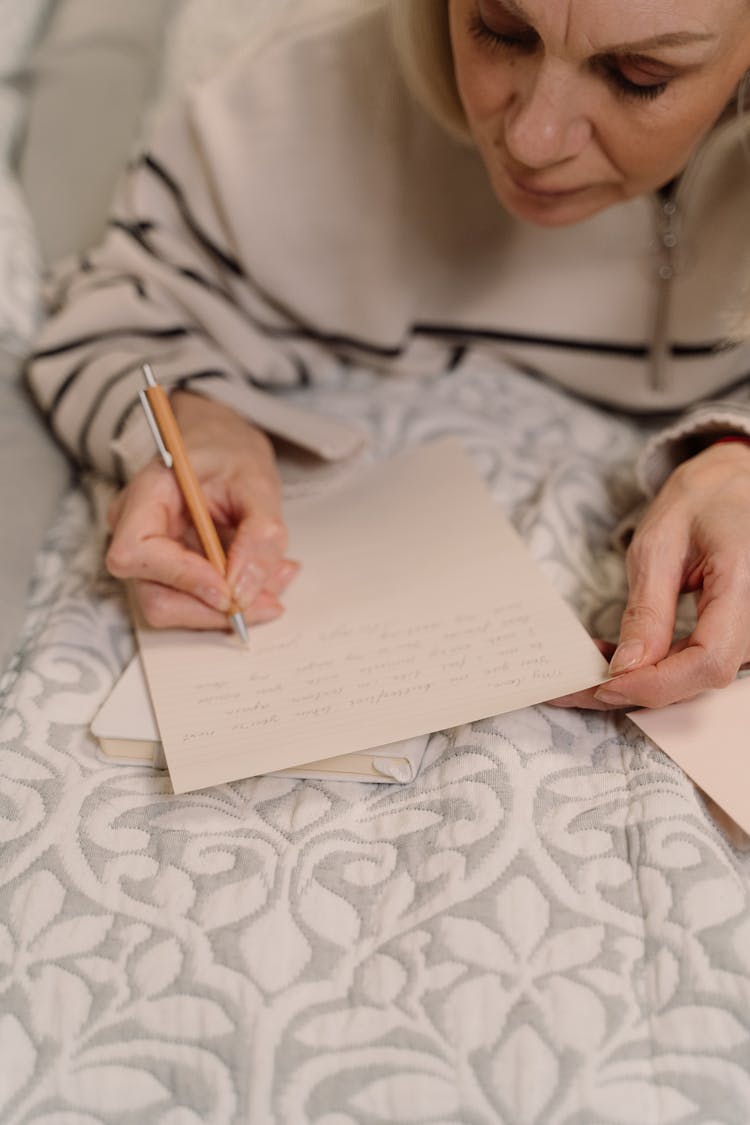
[{"x1": 138, "y1": 374, "x2": 173, "y2": 469}]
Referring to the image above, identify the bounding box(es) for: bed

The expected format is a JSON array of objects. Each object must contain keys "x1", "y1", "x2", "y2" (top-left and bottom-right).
[{"x1": 2, "y1": 2, "x2": 750, "y2": 1122}]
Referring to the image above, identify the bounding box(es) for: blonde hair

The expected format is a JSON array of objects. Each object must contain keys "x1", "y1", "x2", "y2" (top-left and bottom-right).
[{"x1": 387, "y1": 0, "x2": 472, "y2": 142}]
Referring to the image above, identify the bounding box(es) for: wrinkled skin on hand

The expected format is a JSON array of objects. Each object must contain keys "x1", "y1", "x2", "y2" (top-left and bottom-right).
[
  {"x1": 552, "y1": 441, "x2": 750, "y2": 710},
  {"x1": 106, "y1": 391, "x2": 298, "y2": 631}
]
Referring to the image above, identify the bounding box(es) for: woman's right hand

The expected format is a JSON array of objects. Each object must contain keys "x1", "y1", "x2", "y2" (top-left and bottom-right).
[{"x1": 105, "y1": 391, "x2": 298, "y2": 630}]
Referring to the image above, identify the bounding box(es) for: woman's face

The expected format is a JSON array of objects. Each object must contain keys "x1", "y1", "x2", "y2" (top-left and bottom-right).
[{"x1": 449, "y1": 0, "x2": 750, "y2": 226}]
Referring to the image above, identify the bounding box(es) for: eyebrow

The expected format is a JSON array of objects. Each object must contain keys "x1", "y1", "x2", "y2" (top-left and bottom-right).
[{"x1": 491, "y1": 0, "x2": 718, "y2": 54}]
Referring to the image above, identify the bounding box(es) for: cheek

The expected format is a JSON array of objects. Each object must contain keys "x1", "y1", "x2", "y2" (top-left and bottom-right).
[
  {"x1": 610, "y1": 109, "x2": 719, "y2": 191},
  {"x1": 451, "y1": 40, "x2": 514, "y2": 130},
  {"x1": 607, "y1": 66, "x2": 747, "y2": 188}
]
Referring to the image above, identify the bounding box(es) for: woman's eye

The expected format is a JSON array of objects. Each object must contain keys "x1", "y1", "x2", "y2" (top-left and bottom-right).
[
  {"x1": 468, "y1": 10, "x2": 538, "y2": 52},
  {"x1": 468, "y1": 6, "x2": 673, "y2": 103},
  {"x1": 604, "y1": 60, "x2": 671, "y2": 102}
]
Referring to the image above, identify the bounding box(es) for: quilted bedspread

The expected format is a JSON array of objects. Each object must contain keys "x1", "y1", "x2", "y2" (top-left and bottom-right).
[{"x1": 2, "y1": 361, "x2": 749, "y2": 1124}]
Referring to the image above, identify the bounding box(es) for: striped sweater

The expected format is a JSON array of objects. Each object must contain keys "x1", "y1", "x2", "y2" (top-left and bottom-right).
[{"x1": 25, "y1": 1, "x2": 750, "y2": 492}]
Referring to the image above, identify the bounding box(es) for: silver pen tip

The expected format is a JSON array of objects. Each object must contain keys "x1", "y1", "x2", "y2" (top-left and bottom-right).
[{"x1": 230, "y1": 611, "x2": 250, "y2": 645}]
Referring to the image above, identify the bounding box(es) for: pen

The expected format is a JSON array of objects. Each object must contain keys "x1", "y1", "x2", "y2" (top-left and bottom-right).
[{"x1": 138, "y1": 363, "x2": 250, "y2": 644}]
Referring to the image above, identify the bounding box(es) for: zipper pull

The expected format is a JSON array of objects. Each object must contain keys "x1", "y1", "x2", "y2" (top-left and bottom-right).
[{"x1": 651, "y1": 196, "x2": 679, "y2": 391}]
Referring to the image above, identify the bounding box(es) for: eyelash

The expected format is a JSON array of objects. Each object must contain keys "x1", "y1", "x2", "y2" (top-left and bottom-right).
[{"x1": 467, "y1": 13, "x2": 670, "y2": 103}]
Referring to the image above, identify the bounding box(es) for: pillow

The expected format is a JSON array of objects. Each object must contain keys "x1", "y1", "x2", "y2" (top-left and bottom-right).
[
  {"x1": 151, "y1": 0, "x2": 302, "y2": 116},
  {"x1": 19, "y1": 0, "x2": 177, "y2": 267},
  {"x1": 0, "y1": 0, "x2": 54, "y2": 356},
  {"x1": 20, "y1": 0, "x2": 307, "y2": 268}
]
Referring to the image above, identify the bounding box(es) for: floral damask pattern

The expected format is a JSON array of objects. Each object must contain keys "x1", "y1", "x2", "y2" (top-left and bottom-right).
[{"x1": 1, "y1": 363, "x2": 749, "y2": 1124}]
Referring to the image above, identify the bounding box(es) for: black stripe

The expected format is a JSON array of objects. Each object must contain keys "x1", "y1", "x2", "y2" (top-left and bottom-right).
[
  {"x1": 174, "y1": 369, "x2": 230, "y2": 393},
  {"x1": 78, "y1": 359, "x2": 145, "y2": 466},
  {"x1": 111, "y1": 218, "x2": 312, "y2": 349},
  {"x1": 290, "y1": 355, "x2": 312, "y2": 387},
  {"x1": 110, "y1": 369, "x2": 233, "y2": 466},
  {"x1": 111, "y1": 175, "x2": 734, "y2": 363},
  {"x1": 78, "y1": 270, "x2": 148, "y2": 300},
  {"x1": 447, "y1": 344, "x2": 468, "y2": 372},
  {"x1": 110, "y1": 219, "x2": 239, "y2": 306},
  {"x1": 124, "y1": 159, "x2": 308, "y2": 337},
  {"x1": 248, "y1": 318, "x2": 731, "y2": 363},
  {"x1": 45, "y1": 357, "x2": 89, "y2": 421},
  {"x1": 413, "y1": 322, "x2": 734, "y2": 360},
  {"x1": 32, "y1": 326, "x2": 193, "y2": 361},
  {"x1": 111, "y1": 396, "x2": 141, "y2": 445},
  {"x1": 111, "y1": 216, "x2": 308, "y2": 353},
  {"x1": 113, "y1": 448, "x2": 127, "y2": 488},
  {"x1": 123, "y1": 183, "x2": 676, "y2": 363},
  {"x1": 108, "y1": 218, "x2": 155, "y2": 239},
  {"x1": 141, "y1": 154, "x2": 245, "y2": 278},
  {"x1": 672, "y1": 340, "x2": 734, "y2": 357},
  {"x1": 412, "y1": 322, "x2": 650, "y2": 358},
  {"x1": 265, "y1": 324, "x2": 404, "y2": 358}
]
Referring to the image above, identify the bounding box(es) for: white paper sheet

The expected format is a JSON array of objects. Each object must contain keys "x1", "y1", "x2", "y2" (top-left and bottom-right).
[
  {"x1": 137, "y1": 439, "x2": 609, "y2": 793},
  {"x1": 91, "y1": 654, "x2": 429, "y2": 782},
  {"x1": 628, "y1": 675, "x2": 750, "y2": 836}
]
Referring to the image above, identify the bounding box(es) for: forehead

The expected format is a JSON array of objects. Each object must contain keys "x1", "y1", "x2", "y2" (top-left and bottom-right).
[{"x1": 493, "y1": 0, "x2": 743, "y2": 47}]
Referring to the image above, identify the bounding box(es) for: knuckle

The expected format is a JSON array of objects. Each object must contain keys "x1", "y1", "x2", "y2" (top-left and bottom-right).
[
  {"x1": 665, "y1": 458, "x2": 695, "y2": 491},
  {"x1": 105, "y1": 541, "x2": 135, "y2": 578},
  {"x1": 254, "y1": 516, "x2": 288, "y2": 551},
  {"x1": 624, "y1": 539, "x2": 652, "y2": 583},
  {"x1": 167, "y1": 558, "x2": 195, "y2": 592},
  {"x1": 702, "y1": 650, "x2": 737, "y2": 690},
  {"x1": 619, "y1": 600, "x2": 666, "y2": 633},
  {"x1": 248, "y1": 426, "x2": 275, "y2": 458},
  {"x1": 138, "y1": 588, "x2": 172, "y2": 629},
  {"x1": 626, "y1": 529, "x2": 664, "y2": 574}
]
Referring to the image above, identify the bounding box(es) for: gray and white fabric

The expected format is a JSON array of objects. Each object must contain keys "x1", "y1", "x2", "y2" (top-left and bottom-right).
[{"x1": 2, "y1": 360, "x2": 749, "y2": 1124}]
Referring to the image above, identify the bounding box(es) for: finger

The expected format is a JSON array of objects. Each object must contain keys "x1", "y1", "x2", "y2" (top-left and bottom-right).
[
  {"x1": 593, "y1": 648, "x2": 710, "y2": 709},
  {"x1": 543, "y1": 639, "x2": 615, "y2": 709},
  {"x1": 595, "y1": 567, "x2": 750, "y2": 708},
  {"x1": 135, "y1": 580, "x2": 284, "y2": 631},
  {"x1": 226, "y1": 501, "x2": 289, "y2": 610},
  {"x1": 552, "y1": 640, "x2": 691, "y2": 710},
  {"x1": 607, "y1": 523, "x2": 686, "y2": 677},
  {"x1": 108, "y1": 530, "x2": 234, "y2": 612},
  {"x1": 261, "y1": 558, "x2": 300, "y2": 598},
  {"x1": 107, "y1": 474, "x2": 233, "y2": 612},
  {"x1": 546, "y1": 687, "x2": 618, "y2": 710}
]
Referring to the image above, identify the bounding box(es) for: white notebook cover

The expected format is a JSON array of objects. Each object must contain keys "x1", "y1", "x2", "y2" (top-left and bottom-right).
[{"x1": 91, "y1": 656, "x2": 430, "y2": 784}]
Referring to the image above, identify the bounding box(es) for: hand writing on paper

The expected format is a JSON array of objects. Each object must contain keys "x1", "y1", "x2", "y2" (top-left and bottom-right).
[
  {"x1": 551, "y1": 441, "x2": 750, "y2": 710},
  {"x1": 106, "y1": 391, "x2": 298, "y2": 630}
]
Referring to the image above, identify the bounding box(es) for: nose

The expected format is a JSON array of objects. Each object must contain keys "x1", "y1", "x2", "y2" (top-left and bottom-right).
[{"x1": 503, "y1": 61, "x2": 592, "y2": 169}]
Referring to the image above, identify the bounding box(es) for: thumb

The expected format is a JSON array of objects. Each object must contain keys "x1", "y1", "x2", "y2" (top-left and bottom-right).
[{"x1": 609, "y1": 542, "x2": 682, "y2": 676}]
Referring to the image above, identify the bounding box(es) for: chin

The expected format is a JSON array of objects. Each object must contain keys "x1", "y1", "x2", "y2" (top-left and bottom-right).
[
  {"x1": 490, "y1": 169, "x2": 623, "y2": 228},
  {"x1": 500, "y1": 188, "x2": 619, "y2": 228}
]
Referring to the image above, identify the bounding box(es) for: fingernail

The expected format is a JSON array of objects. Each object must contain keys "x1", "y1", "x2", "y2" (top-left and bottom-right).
[
  {"x1": 594, "y1": 687, "x2": 631, "y2": 707},
  {"x1": 232, "y1": 563, "x2": 266, "y2": 606},
  {"x1": 609, "y1": 640, "x2": 645, "y2": 676},
  {"x1": 277, "y1": 559, "x2": 300, "y2": 590},
  {"x1": 249, "y1": 601, "x2": 284, "y2": 624},
  {"x1": 198, "y1": 586, "x2": 230, "y2": 612}
]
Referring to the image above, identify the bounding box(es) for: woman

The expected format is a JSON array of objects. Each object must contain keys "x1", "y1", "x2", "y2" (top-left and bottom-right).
[{"x1": 26, "y1": 0, "x2": 750, "y2": 710}]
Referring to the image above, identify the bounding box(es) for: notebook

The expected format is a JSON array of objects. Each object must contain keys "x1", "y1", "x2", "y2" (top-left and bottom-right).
[{"x1": 91, "y1": 655, "x2": 430, "y2": 783}]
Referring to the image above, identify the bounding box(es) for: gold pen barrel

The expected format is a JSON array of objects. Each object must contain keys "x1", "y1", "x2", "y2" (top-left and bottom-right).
[{"x1": 140, "y1": 365, "x2": 248, "y2": 643}]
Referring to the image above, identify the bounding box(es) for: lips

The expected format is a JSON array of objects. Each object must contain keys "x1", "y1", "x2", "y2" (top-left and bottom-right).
[{"x1": 508, "y1": 172, "x2": 589, "y2": 198}]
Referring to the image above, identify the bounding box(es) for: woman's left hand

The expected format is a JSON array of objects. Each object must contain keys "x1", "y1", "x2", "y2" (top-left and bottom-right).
[{"x1": 551, "y1": 440, "x2": 750, "y2": 710}]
